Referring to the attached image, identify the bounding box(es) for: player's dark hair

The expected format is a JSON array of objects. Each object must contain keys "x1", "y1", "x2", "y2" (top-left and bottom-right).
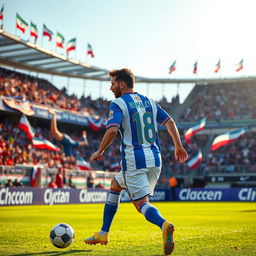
[{"x1": 109, "y1": 68, "x2": 135, "y2": 88}]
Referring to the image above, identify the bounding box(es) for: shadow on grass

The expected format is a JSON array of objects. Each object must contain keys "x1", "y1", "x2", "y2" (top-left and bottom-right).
[
  {"x1": 240, "y1": 209, "x2": 256, "y2": 213},
  {"x1": 13, "y1": 249, "x2": 92, "y2": 256}
]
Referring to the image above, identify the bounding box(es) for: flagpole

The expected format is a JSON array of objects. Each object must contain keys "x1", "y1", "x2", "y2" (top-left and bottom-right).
[
  {"x1": 55, "y1": 31, "x2": 57, "y2": 53},
  {"x1": 41, "y1": 26, "x2": 43, "y2": 46},
  {"x1": 15, "y1": 13, "x2": 17, "y2": 36},
  {"x1": 99, "y1": 81, "x2": 103, "y2": 98},
  {"x1": 29, "y1": 21, "x2": 31, "y2": 42},
  {"x1": 1, "y1": 4, "x2": 4, "y2": 30},
  {"x1": 161, "y1": 83, "x2": 165, "y2": 98},
  {"x1": 67, "y1": 77, "x2": 70, "y2": 95},
  {"x1": 83, "y1": 79, "x2": 87, "y2": 96},
  {"x1": 176, "y1": 83, "x2": 180, "y2": 97}
]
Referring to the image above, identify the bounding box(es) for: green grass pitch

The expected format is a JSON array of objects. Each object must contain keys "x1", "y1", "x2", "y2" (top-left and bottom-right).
[{"x1": 0, "y1": 202, "x2": 255, "y2": 256}]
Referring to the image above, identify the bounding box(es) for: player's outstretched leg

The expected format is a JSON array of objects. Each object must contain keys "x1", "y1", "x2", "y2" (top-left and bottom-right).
[
  {"x1": 138, "y1": 201, "x2": 175, "y2": 255},
  {"x1": 84, "y1": 181, "x2": 122, "y2": 246},
  {"x1": 84, "y1": 232, "x2": 109, "y2": 245},
  {"x1": 162, "y1": 221, "x2": 175, "y2": 256}
]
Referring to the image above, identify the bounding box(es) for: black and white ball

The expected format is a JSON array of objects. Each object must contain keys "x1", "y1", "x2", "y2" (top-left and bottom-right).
[{"x1": 50, "y1": 223, "x2": 75, "y2": 248}]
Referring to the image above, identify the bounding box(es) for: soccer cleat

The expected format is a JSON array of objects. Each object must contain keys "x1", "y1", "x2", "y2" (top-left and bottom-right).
[
  {"x1": 162, "y1": 221, "x2": 175, "y2": 255},
  {"x1": 84, "y1": 232, "x2": 109, "y2": 245}
]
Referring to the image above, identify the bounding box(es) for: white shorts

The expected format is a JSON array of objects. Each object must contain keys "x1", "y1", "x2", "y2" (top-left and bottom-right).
[{"x1": 114, "y1": 167, "x2": 161, "y2": 201}]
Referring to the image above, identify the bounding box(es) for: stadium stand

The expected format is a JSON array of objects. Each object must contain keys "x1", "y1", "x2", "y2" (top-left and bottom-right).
[
  {"x1": 0, "y1": 67, "x2": 110, "y2": 117},
  {"x1": 0, "y1": 65, "x2": 256, "y2": 189},
  {"x1": 180, "y1": 82, "x2": 256, "y2": 122}
]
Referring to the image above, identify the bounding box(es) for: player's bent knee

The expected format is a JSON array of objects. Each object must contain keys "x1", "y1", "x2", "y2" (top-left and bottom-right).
[
  {"x1": 110, "y1": 179, "x2": 122, "y2": 192},
  {"x1": 133, "y1": 197, "x2": 149, "y2": 213}
]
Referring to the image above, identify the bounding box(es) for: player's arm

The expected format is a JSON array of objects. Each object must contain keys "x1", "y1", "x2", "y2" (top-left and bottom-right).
[
  {"x1": 155, "y1": 102, "x2": 187, "y2": 163},
  {"x1": 90, "y1": 101, "x2": 122, "y2": 163},
  {"x1": 165, "y1": 119, "x2": 188, "y2": 163},
  {"x1": 90, "y1": 127, "x2": 119, "y2": 163},
  {"x1": 49, "y1": 108, "x2": 63, "y2": 141},
  {"x1": 78, "y1": 130, "x2": 89, "y2": 147}
]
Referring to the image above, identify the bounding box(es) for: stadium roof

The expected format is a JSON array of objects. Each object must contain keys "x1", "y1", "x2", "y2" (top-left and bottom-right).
[{"x1": 1, "y1": 29, "x2": 256, "y2": 84}]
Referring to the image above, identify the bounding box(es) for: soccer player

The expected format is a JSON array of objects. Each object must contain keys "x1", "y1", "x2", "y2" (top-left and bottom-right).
[
  {"x1": 48, "y1": 108, "x2": 88, "y2": 156},
  {"x1": 84, "y1": 68, "x2": 188, "y2": 255}
]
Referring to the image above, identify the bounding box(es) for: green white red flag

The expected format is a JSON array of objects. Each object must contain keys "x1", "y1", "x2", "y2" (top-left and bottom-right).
[
  {"x1": 56, "y1": 32, "x2": 65, "y2": 48},
  {"x1": 30, "y1": 21, "x2": 38, "y2": 40},
  {"x1": 66, "y1": 38, "x2": 76, "y2": 53},
  {"x1": 214, "y1": 59, "x2": 221, "y2": 73},
  {"x1": 236, "y1": 59, "x2": 243, "y2": 72},
  {"x1": 43, "y1": 24, "x2": 53, "y2": 41},
  {"x1": 193, "y1": 61, "x2": 198, "y2": 74},
  {"x1": 16, "y1": 13, "x2": 28, "y2": 34},
  {"x1": 169, "y1": 61, "x2": 176, "y2": 74},
  {"x1": 0, "y1": 5, "x2": 4, "y2": 20},
  {"x1": 87, "y1": 43, "x2": 95, "y2": 57}
]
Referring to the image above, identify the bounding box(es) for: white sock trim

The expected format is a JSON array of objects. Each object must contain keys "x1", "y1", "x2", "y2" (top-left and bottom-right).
[
  {"x1": 161, "y1": 222, "x2": 166, "y2": 232},
  {"x1": 140, "y1": 203, "x2": 152, "y2": 216},
  {"x1": 106, "y1": 192, "x2": 121, "y2": 205}
]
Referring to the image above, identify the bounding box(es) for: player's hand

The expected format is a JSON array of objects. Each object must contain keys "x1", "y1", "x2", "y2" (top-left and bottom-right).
[
  {"x1": 89, "y1": 150, "x2": 102, "y2": 163},
  {"x1": 48, "y1": 108, "x2": 55, "y2": 116},
  {"x1": 174, "y1": 146, "x2": 188, "y2": 163}
]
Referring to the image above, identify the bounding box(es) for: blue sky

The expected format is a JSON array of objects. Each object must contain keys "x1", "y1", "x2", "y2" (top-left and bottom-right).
[{"x1": 1, "y1": 0, "x2": 256, "y2": 102}]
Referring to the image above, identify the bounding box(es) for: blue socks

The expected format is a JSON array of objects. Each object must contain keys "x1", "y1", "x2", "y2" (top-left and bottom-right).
[
  {"x1": 101, "y1": 190, "x2": 121, "y2": 232},
  {"x1": 100, "y1": 191, "x2": 165, "y2": 233},
  {"x1": 140, "y1": 202, "x2": 165, "y2": 229}
]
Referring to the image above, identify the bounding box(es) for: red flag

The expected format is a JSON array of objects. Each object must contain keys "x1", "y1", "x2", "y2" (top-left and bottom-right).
[
  {"x1": 236, "y1": 59, "x2": 243, "y2": 72},
  {"x1": 187, "y1": 150, "x2": 203, "y2": 169},
  {"x1": 193, "y1": 61, "x2": 198, "y2": 74},
  {"x1": 169, "y1": 61, "x2": 176, "y2": 74},
  {"x1": 214, "y1": 59, "x2": 221, "y2": 73},
  {"x1": 18, "y1": 115, "x2": 35, "y2": 140},
  {"x1": 87, "y1": 43, "x2": 95, "y2": 57}
]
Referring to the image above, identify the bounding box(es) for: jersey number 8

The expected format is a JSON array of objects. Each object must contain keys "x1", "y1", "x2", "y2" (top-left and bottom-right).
[{"x1": 132, "y1": 112, "x2": 156, "y2": 144}]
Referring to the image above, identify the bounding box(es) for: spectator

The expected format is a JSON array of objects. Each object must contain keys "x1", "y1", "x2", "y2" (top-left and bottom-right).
[
  {"x1": 13, "y1": 178, "x2": 23, "y2": 187},
  {"x1": 68, "y1": 174, "x2": 76, "y2": 188},
  {"x1": 87, "y1": 172, "x2": 94, "y2": 189},
  {"x1": 55, "y1": 168, "x2": 63, "y2": 188},
  {"x1": 49, "y1": 108, "x2": 88, "y2": 156},
  {"x1": 48, "y1": 177, "x2": 57, "y2": 188},
  {"x1": 169, "y1": 176, "x2": 177, "y2": 201},
  {"x1": 5, "y1": 179, "x2": 13, "y2": 187},
  {"x1": 95, "y1": 183, "x2": 105, "y2": 189}
]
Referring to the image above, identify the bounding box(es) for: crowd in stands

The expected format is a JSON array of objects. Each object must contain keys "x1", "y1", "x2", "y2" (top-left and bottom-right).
[
  {"x1": 180, "y1": 82, "x2": 256, "y2": 122},
  {"x1": 159, "y1": 132, "x2": 209, "y2": 175},
  {"x1": 0, "y1": 116, "x2": 121, "y2": 172},
  {"x1": 0, "y1": 67, "x2": 109, "y2": 117},
  {"x1": 202, "y1": 131, "x2": 256, "y2": 173},
  {"x1": 1, "y1": 67, "x2": 256, "y2": 190}
]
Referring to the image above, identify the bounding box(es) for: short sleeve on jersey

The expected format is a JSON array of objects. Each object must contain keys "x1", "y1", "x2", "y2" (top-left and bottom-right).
[
  {"x1": 156, "y1": 103, "x2": 171, "y2": 126},
  {"x1": 106, "y1": 102, "x2": 123, "y2": 129}
]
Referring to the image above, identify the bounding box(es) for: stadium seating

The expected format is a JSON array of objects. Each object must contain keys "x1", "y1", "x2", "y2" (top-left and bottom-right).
[
  {"x1": 179, "y1": 82, "x2": 256, "y2": 122},
  {"x1": 0, "y1": 67, "x2": 255, "y2": 189}
]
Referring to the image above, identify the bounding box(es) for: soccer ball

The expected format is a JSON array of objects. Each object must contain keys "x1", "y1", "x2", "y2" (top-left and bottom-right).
[{"x1": 49, "y1": 223, "x2": 75, "y2": 248}]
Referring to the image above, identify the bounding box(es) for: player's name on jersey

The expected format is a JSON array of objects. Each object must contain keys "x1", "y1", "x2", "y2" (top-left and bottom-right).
[{"x1": 128, "y1": 100, "x2": 151, "y2": 109}]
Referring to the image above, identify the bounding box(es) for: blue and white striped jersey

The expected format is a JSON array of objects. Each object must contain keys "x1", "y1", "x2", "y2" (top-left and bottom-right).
[{"x1": 106, "y1": 92, "x2": 171, "y2": 171}]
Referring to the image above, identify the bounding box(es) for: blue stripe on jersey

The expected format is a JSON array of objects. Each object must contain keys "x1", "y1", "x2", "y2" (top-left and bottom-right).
[
  {"x1": 124, "y1": 93, "x2": 146, "y2": 170},
  {"x1": 155, "y1": 132, "x2": 160, "y2": 149},
  {"x1": 151, "y1": 144, "x2": 160, "y2": 166},
  {"x1": 138, "y1": 94, "x2": 161, "y2": 167},
  {"x1": 119, "y1": 126, "x2": 127, "y2": 171}
]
